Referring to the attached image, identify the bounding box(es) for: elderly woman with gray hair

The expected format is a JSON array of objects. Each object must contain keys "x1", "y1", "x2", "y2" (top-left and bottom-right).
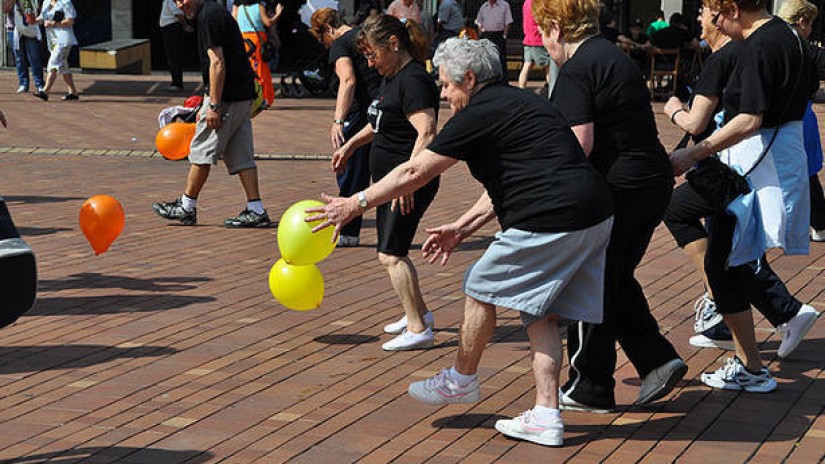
[{"x1": 309, "y1": 37, "x2": 614, "y2": 447}]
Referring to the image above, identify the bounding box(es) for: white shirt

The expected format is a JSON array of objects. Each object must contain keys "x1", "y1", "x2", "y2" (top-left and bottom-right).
[
  {"x1": 38, "y1": 0, "x2": 77, "y2": 47},
  {"x1": 475, "y1": 0, "x2": 512, "y2": 33},
  {"x1": 159, "y1": 0, "x2": 183, "y2": 28}
]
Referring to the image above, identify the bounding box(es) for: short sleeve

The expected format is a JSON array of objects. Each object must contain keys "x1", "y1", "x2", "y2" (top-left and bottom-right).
[
  {"x1": 328, "y1": 38, "x2": 350, "y2": 66},
  {"x1": 504, "y1": 3, "x2": 513, "y2": 24},
  {"x1": 199, "y1": 11, "x2": 225, "y2": 52},
  {"x1": 64, "y1": 1, "x2": 77, "y2": 19},
  {"x1": 693, "y1": 52, "x2": 727, "y2": 98},
  {"x1": 427, "y1": 109, "x2": 486, "y2": 160},
  {"x1": 401, "y1": 71, "x2": 437, "y2": 115},
  {"x1": 550, "y1": 62, "x2": 595, "y2": 126}
]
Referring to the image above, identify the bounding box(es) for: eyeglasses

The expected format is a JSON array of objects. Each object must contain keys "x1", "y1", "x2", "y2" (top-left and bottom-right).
[
  {"x1": 364, "y1": 50, "x2": 378, "y2": 61},
  {"x1": 711, "y1": 10, "x2": 722, "y2": 26}
]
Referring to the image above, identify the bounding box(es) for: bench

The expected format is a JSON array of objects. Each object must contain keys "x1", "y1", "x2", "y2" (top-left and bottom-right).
[{"x1": 80, "y1": 39, "x2": 151, "y2": 75}]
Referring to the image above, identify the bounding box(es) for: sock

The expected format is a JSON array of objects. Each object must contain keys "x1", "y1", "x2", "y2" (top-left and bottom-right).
[
  {"x1": 247, "y1": 199, "x2": 265, "y2": 215},
  {"x1": 181, "y1": 194, "x2": 197, "y2": 212},
  {"x1": 532, "y1": 404, "x2": 561, "y2": 422},
  {"x1": 448, "y1": 366, "x2": 477, "y2": 387}
]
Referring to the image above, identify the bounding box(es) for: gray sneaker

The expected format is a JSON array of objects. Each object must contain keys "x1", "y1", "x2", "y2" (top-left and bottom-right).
[
  {"x1": 224, "y1": 209, "x2": 271, "y2": 228},
  {"x1": 694, "y1": 293, "x2": 723, "y2": 333},
  {"x1": 636, "y1": 358, "x2": 687, "y2": 405},
  {"x1": 152, "y1": 198, "x2": 197, "y2": 226}
]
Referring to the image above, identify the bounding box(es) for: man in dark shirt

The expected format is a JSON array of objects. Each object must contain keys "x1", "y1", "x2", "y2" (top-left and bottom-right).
[
  {"x1": 152, "y1": 0, "x2": 272, "y2": 228},
  {"x1": 651, "y1": 13, "x2": 699, "y2": 51}
]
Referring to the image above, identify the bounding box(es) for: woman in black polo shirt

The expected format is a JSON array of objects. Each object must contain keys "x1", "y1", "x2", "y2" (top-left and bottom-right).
[
  {"x1": 670, "y1": 0, "x2": 818, "y2": 392},
  {"x1": 533, "y1": 0, "x2": 686, "y2": 412},
  {"x1": 329, "y1": 15, "x2": 440, "y2": 352}
]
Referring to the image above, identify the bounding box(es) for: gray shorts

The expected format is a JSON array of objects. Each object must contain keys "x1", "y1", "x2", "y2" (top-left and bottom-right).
[
  {"x1": 463, "y1": 217, "x2": 613, "y2": 327},
  {"x1": 523, "y1": 45, "x2": 551, "y2": 67},
  {"x1": 188, "y1": 97, "x2": 256, "y2": 175}
]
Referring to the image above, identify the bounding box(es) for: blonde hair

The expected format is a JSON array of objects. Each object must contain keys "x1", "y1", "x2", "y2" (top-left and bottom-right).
[
  {"x1": 532, "y1": 0, "x2": 602, "y2": 43},
  {"x1": 777, "y1": 0, "x2": 819, "y2": 26}
]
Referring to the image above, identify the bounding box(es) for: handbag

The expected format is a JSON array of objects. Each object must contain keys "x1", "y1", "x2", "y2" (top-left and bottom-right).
[
  {"x1": 241, "y1": 5, "x2": 275, "y2": 62},
  {"x1": 684, "y1": 24, "x2": 804, "y2": 211}
]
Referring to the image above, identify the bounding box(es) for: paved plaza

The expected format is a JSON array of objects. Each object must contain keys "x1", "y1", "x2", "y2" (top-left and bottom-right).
[{"x1": 0, "y1": 71, "x2": 823, "y2": 463}]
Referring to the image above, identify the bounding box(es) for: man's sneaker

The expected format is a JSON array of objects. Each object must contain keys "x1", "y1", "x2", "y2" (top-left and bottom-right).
[
  {"x1": 636, "y1": 358, "x2": 687, "y2": 405},
  {"x1": 62, "y1": 93, "x2": 79, "y2": 101},
  {"x1": 689, "y1": 323, "x2": 735, "y2": 350},
  {"x1": 224, "y1": 209, "x2": 271, "y2": 228},
  {"x1": 694, "y1": 293, "x2": 723, "y2": 333},
  {"x1": 152, "y1": 199, "x2": 197, "y2": 225},
  {"x1": 494, "y1": 410, "x2": 564, "y2": 447},
  {"x1": 32, "y1": 91, "x2": 48, "y2": 101},
  {"x1": 384, "y1": 311, "x2": 435, "y2": 334},
  {"x1": 558, "y1": 389, "x2": 614, "y2": 414},
  {"x1": 700, "y1": 357, "x2": 777, "y2": 392},
  {"x1": 811, "y1": 228, "x2": 825, "y2": 242},
  {"x1": 381, "y1": 327, "x2": 434, "y2": 351},
  {"x1": 337, "y1": 235, "x2": 360, "y2": 247},
  {"x1": 777, "y1": 304, "x2": 820, "y2": 358},
  {"x1": 16, "y1": 85, "x2": 28, "y2": 94},
  {"x1": 408, "y1": 368, "x2": 481, "y2": 405}
]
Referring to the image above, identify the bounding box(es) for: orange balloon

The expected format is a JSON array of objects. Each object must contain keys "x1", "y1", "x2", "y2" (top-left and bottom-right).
[
  {"x1": 155, "y1": 122, "x2": 196, "y2": 160},
  {"x1": 79, "y1": 195, "x2": 125, "y2": 255}
]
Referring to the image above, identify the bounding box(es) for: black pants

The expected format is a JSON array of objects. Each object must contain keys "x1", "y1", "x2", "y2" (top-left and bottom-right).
[
  {"x1": 480, "y1": 31, "x2": 507, "y2": 84},
  {"x1": 161, "y1": 22, "x2": 186, "y2": 87},
  {"x1": 337, "y1": 110, "x2": 372, "y2": 237},
  {"x1": 563, "y1": 183, "x2": 680, "y2": 408},
  {"x1": 664, "y1": 182, "x2": 800, "y2": 324},
  {"x1": 809, "y1": 174, "x2": 825, "y2": 231}
]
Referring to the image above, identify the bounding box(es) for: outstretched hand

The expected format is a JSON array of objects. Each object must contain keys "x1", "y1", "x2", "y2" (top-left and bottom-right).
[
  {"x1": 422, "y1": 223, "x2": 463, "y2": 265},
  {"x1": 305, "y1": 193, "x2": 361, "y2": 243}
]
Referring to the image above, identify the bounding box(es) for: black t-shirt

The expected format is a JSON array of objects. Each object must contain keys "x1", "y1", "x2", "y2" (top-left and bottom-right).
[
  {"x1": 367, "y1": 61, "x2": 439, "y2": 180},
  {"x1": 600, "y1": 27, "x2": 619, "y2": 43},
  {"x1": 551, "y1": 36, "x2": 672, "y2": 190},
  {"x1": 328, "y1": 28, "x2": 381, "y2": 114},
  {"x1": 691, "y1": 40, "x2": 743, "y2": 141},
  {"x1": 809, "y1": 44, "x2": 825, "y2": 81},
  {"x1": 429, "y1": 85, "x2": 614, "y2": 232},
  {"x1": 197, "y1": 0, "x2": 256, "y2": 102},
  {"x1": 722, "y1": 17, "x2": 817, "y2": 127}
]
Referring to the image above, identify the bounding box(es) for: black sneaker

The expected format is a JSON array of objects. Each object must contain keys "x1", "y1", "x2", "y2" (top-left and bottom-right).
[
  {"x1": 152, "y1": 199, "x2": 197, "y2": 225},
  {"x1": 62, "y1": 93, "x2": 79, "y2": 101},
  {"x1": 224, "y1": 209, "x2": 271, "y2": 228},
  {"x1": 33, "y1": 91, "x2": 48, "y2": 101}
]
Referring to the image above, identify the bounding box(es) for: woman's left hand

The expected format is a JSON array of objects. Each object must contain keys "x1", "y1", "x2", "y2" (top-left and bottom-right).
[
  {"x1": 305, "y1": 193, "x2": 361, "y2": 241},
  {"x1": 391, "y1": 193, "x2": 414, "y2": 215},
  {"x1": 670, "y1": 147, "x2": 696, "y2": 177}
]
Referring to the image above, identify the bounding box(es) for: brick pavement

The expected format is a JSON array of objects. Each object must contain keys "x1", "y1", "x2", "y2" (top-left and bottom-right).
[{"x1": 0, "y1": 71, "x2": 823, "y2": 463}]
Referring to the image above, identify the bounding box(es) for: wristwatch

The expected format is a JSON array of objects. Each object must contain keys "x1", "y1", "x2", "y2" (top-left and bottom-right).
[
  {"x1": 208, "y1": 102, "x2": 221, "y2": 111},
  {"x1": 357, "y1": 191, "x2": 368, "y2": 210}
]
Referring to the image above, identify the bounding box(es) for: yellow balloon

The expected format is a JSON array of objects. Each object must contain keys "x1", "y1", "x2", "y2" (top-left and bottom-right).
[
  {"x1": 268, "y1": 259, "x2": 324, "y2": 311},
  {"x1": 277, "y1": 200, "x2": 336, "y2": 265}
]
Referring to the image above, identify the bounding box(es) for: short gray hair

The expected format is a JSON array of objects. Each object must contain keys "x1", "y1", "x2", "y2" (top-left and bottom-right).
[{"x1": 432, "y1": 38, "x2": 501, "y2": 85}]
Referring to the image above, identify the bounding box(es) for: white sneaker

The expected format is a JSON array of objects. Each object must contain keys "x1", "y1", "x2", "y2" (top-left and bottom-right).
[
  {"x1": 689, "y1": 334, "x2": 735, "y2": 350},
  {"x1": 494, "y1": 410, "x2": 564, "y2": 447},
  {"x1": 408, "y1": 368, "x2": 481, "y2": 404},
  {"x1": 337, "y1": 235, "x2": 360, "y2": 247},
  {"x1": 700, "y1": 357, "x2": 777, "y2": 393},
  {"x1": 16, "y1": 85, "x2": 27, "y2": 94},
  {"x1": 381, "y1": 327, "x2": 434, "y2": 351},
  {"x1": 383, "y1": 311, "x2": 435, "y2": 334},
  {"x1": 777, "y1": 304, "x2": 820, "y2": 358},
  {"x1": 694, "y1": 293, "x2": 723, "y2": 333},
  {"x1": 811, "y1": 229, "x2": 825, "y2": 242}
]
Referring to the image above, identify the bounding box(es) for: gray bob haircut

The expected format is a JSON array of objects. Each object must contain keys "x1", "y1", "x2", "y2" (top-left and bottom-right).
[{"x1": 432, "y1": 38, "x2": 502, "y2": 84}]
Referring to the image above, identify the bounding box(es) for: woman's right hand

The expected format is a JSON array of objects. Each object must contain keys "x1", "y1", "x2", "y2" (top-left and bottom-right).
[
  {"x1": 422, "y1": 223, "x2": 463, "y2": 266},
  {"x1": 330, "y1": 123, "x2": 346, "y2": 149},
  {"x1": 331, "y1": 145, "x2": 352, "y2": 174}
]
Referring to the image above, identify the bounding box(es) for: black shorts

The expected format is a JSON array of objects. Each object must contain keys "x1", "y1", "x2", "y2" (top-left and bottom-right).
[{"x1": 376, "y1": 177, "x2": 440, "y2": 257}]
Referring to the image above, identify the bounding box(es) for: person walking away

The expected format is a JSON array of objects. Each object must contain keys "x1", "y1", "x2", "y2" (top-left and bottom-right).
[{"x1": 152, "y1": 0, "x2": 272, "y2": 228}]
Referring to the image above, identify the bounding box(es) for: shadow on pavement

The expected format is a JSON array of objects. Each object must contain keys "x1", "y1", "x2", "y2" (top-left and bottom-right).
[
  {"x1": 432, "y1": 413, "x2": 509, "y2": 429},
  {"x1": 2, "y1": 446, "x2": 212, "y2": 464},
  {"x1": 17, "y1": 226, "x2": 73, "y2": 236},
  {"x1": 0, "y1": 344, "x2": 177, "y2": 375},
  {"x1": 39, "y1": 273, "x2": 212, "y2": 292},
  {"x1": 3, "y1": 195, "x2": 84, "y2": 205},
  {"x1": 29, "y1": 294, "x2": 216, "y2": 315},
  {"x1": 313, "y1": 334, "x2": 380, "y2": 345}
]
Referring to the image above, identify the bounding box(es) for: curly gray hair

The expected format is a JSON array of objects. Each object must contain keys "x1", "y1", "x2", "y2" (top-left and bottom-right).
[{"x1": 432, "y1": 38, "x2": 502, "y2": 85}]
